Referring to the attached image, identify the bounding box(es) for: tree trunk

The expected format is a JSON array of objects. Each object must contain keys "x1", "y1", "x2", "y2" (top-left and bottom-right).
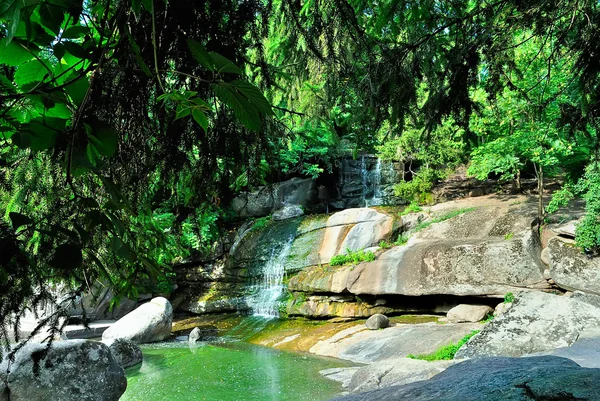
[
  {"x1": 536, "y1": 164, "x2": 544, "y2": 225},
  {"x1": 516, "y1": 170, "x2": 521, "y2": 191}
]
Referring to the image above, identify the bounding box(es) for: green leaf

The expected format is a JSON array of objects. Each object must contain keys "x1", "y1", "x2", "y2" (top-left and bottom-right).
[
  {"x1": 12, "y1": 118, "x2": 64, "y2": 151},
  {"x1": 187, "y1": 39, "x2": 214, "y2": 71},
  {"x1": 231, "y1": 80, "x2": 274, "y2": 116},
  {"x1": 14, "y1": 59, "x2": 51, "y2": 86},
  {"x1": 63, "y1": 41, "x2": 89, "y2": 59},
  {"x1": 209, "y1": 52, "x2": 242, "y2": 75},
  {"x1": 0, "y1": 73, "x2": 16, "y2": 94},
  {"x1": 61, "y1": 25, "x2": 89, "y2": 39},
  {"x1": 9, "y1": 212, "x2": 33, "y2": 229},
  {"x1": 0, "y1": 38, "x2": 37, "y2": 66},
  {"x1": 53, "y1": 42, "x2": 65, "y2": 60},
  {"x1": 131, "y1": 0, "x2": 141, "y2": 16},
  {"x1": 213, "y1": 82, "x2": 261, "y2": 131},
  {"x1": 111, "y1": 236, "x2": 136, "y2": 261},
  {"x1": 174, "y1": 103, "x2": 191, "y2": 120},
  {"x1": 141, "y1": 0, "x2": 152, "y2": 12},
  {"x1": 38, "y1": 3, "x2": 64, "y2": 34},
  {"x1": 49, "y1": 243, "x2": 83, "y2": 270},
  {"x1": 88, "y1": 122, "x2": 118, "y2": 157},
  {"x1": 192, "y1": 108, "x2": 208, "y2": 131},
  {"x1": 65, "y1": 74, "x2": 89, "y2": 106}
]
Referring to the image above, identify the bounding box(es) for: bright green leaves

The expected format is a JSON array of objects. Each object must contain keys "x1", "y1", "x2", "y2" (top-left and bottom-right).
[
  {"x1": 14, "y1": 59, "x2": 51, "y2": 86},
  {"x1": 61, "y1": 25, "x2": 90, "y2": 39},
  {"x1": 0, "y1": 38, "x2": 37, "y2": 66},
  {"x1": 65, "y1": 75, "x2": 89, "y2": 106},
  {"x1": 158, "y1": 91, "x2": 212, "y2": 132},
  {"x1": 38, "y1": 2, "x2": 65, "y2": 35},
  {"x1": 187, "y1": 39, "x2": 213, "y2": 71},
  {"x1": 212, "y1": 81, "x2": 273, "y2": 132},
  {"x1": 63, "y1": 41, "x2": 89, "y2": 59}
]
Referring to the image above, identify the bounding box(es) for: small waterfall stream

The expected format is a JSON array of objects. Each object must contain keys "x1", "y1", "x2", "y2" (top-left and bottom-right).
[{"x1": 248, "y1": 236, "x2": 294, "y2": 318}]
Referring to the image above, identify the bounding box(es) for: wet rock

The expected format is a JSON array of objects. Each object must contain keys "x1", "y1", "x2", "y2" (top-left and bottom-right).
[
  {"x1": 456, "y1": 291, "x2": 600, "y2": 359},
  {"x1": 548, "y1": 237, "x2": 600, "y2": 294},
  {"x1": 105, "y1": 338, "x2": 143, "y2": 369},
  {"x1": 365, "y1": 314, "x2": 390, "y2": 330},
  {"x1": 189, "y1": 325, "x2": 218, "y2": 342},
  {"x1": 328, "y1": 356, "x2": 600, "y2": 401},
  {"x1": 272, "y1": 205, "x2": 304, "y2": 221},
  {"x1": 446, "y1": 304, "x2": 493, "y2": 323},
  {"x1": 231, "y1": 177, "x2": 317, "y2": 217},
  {"x1": 102, "y1": 297, "x2": 173, "y2": 344},
  {"x1": 1, "y1": 340, "x2": 126, "y2": 401}
]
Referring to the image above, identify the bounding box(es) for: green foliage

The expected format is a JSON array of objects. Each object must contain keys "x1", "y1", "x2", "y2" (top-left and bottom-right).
[
  {"x1": 504, "y1": 292, "x2": 515, "y2": 304},
  {"x1": 407, "y1": 330, "x2": 480, "y2": 361},
  {"x1": 504, "y1": 233, "x2": 514, "y2": 241},
  {"x1": 400, "y1": 202, "x2": 423, "y2": 216},
  {"x1": 252, "y1": 216, "x2": 272, "y2": 231},
  {"x1": 481, "y1": 314, "x2": 494, "y2": 324},
  {"x1": 329, "y1": 248, "x2": 376, "y2": 266}
]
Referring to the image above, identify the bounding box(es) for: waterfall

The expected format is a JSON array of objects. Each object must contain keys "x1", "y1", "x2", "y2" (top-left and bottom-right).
[
  {"x1": 248, "y1": 236, "x2": 294, "y2": 318},
  {"x1": 370, "y1": 158, "x2": 383, "y2": 206},
  {"x1": 361, "y1": 156, "x2": 368, "y2": 206}
]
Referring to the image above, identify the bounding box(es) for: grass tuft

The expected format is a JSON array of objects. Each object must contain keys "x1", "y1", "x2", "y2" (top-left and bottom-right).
[{"x1": 407, "y1": 330, "x2": 480, "y2": 361}]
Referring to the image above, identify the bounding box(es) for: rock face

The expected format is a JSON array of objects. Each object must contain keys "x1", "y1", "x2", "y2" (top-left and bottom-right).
[
  {"x1": 102, "y1": 297, "x2": 173, "y2": 344},
  {"x1": 328, "y1": 356, "x2": 600, "y2": 401},
  {"x1": 272, "y1": 205, "x2": 304, "y2": 221},
  {"x1": 318, "y1": 208, "x2": 394, "y2": 263},
  {"x1": 531, "y1": 328, "x2": 600, "y2": 368},
  {"x1": 0, "y1": 340, "x2": 126, "y2": 401},
  {"x1": 446, "y1": 304, "x2": 493, "y2": 323},
  {"x1": 106, "y1": 339, "x2": 143, "y2": 369},
  {"x1": 231, "y1": 177, "x2": 318, "y2": 217},
  {"x1": 456, "y1": 291, "x2": 600, "y2": 359},
  {"x1": 310, "y1": 322, "x2": 481, "y2": 363},
  {"x1": 548, "y1": 237, "x2": 600, "y2": 295},
  {"x1": 290, "y1": 203, "x2": 548, "y2": 297},
  {"x1": 346, "y1": 358, "x2": 455, "y2": 393},
  {"x1": 365, "y1": 314, "x2": 390, "y2": 330}
]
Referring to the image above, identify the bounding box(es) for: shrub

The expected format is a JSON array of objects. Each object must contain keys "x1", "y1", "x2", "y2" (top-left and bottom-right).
[
  {"x1": 329, "y1": 248, "x2": 376, "y2": 266},
  {"x1": 407, "y1": 330, "x2": 480, "y2": 361},
  {"x1": 504, "y1": 292, "x2": 515, "y2": 304},
  {"x1": 400, "y1": 201, "x2": 423, "y2": 216}
]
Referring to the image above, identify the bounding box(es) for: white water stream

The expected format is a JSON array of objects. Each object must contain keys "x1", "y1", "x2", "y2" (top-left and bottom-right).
[{"x1": 248, "y1": 236, "x2": 294, "y2": 318}]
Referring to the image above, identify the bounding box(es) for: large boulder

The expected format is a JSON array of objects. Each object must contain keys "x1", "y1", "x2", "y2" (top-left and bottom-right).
[
  {"x1": 105, "y1": 338, "x2": 143, "y2": 369},
  {"x1": 456, "y1": 291, "x2": 600, "y2": 359},
  {"x1": 0, "y1": 340, "x2": 126, "y2": 401},
  {"x1": 328, "y1": 356, "x2": 600, "y2": 401},
  {"x1": 290, "y1": 203, "x2": 548, "y2": 297},
  {"x1": 231, "y1": 177, "x2": 317, "y2": 217},
  {"x1": 318, "y1": 208, "x2": 394, "y2": 263},
  {"x1": 548, "y1": 237, "x2": 600, "y2": 295},
  {"x1": 272, "y1": 205, "x2": 304, "y2": 221},
  {"x1": 446, "y1": 304, "x2": 493, "y2": 323},
  {"x1": 365, "y1": 314, "x2": 390, "y2": 330},
  {"x1": 102, "y1": 297, "x2": 173, "y2": 344}
]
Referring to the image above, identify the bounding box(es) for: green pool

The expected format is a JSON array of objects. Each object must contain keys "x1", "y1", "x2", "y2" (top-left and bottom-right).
[{"x1": 121, "y1": 341, "x2": 350, "y2": 401}]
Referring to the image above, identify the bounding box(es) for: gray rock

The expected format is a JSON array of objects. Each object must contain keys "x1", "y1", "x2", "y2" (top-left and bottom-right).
[
  {"x1": 493, "y1": 301, "x2": 511, "y2": 316},
  {"x1": 320, "y1": 367, "x2": 361, "y2": 389},
  {"x1": 1, "y1": 340, "x2": 126, "y2": 401},
  {"x1": 328, "y1": 356, "x2": 600, "y2": 401},
  {"x1": 348, "y1": 358, "x2": 455, "y2": 393},
  {"x1": 231, "y1": 177, "x2": 317, "y2": 217},
  {"x1": 540, "y1": 247, "x2": 550, "y2": 265},
  {"x1": 102, "y1": 297, "x2": 173, "y2": 344},
  {"x1": 571, "y1": 291, "x2": 600, "y2": 309},
  {"x1": 188, "y1": 326, "x2": 218, "y2": 342},
  {"x1": 310, "y1": 322, "x2": 481, "y2": 363},
  {"x1": 365, "y1": 314, "x2": 390, "y2": 330},
  {"x1": 529, "y1": 328, "x2": 600, "y2": 368},
  {"x1": 550, "y1": 219, "x2": 581, "y2": 238},
  {"x1": 272, "y1": 205, "x2": 304, "y2": 221},
  {"x1": 446, "y1": 304, "x2": 493, "y2": 323},
  {"x1": 548, "y1": 237, "x2": 600, "y2": 294},
  {"x1": 456, "y1": 291, "x2": 600, "y2": 359},
  {"x1": 0, "y1": 378, "x2": 7, "y2": 401},
  {"x1": 106, "y1": 338, "x2": 143, "y2": 368}
]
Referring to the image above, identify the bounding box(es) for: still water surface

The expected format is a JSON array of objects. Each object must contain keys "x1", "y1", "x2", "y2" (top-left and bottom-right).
[{"x1": 122, "y1": 341, "x2": 349, "y2": 401}]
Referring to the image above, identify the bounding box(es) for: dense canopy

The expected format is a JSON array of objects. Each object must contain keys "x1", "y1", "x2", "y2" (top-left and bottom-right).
[{"x1": 1, "y1": 0, "x2": 599, "y2": 352}]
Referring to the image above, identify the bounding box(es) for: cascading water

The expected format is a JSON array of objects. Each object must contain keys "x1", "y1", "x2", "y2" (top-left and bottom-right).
[
  {"x1": 360, "y1": 155, "x2": 368, "y2": 206},
  {"x1": 248, "y1": 236, "x2": 294, "y2": 318}
]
